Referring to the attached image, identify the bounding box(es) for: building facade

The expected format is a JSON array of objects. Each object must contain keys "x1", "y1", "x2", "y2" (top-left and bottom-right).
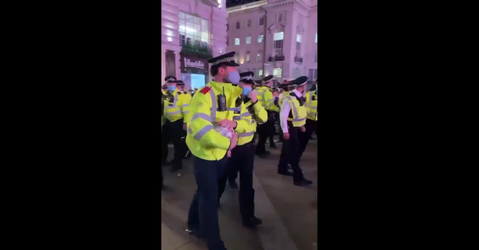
[
  {"x1": 226, "y1": 0, "x2": 317, "y2": 82},
  {"x1": 161, "y1": 0, "x2": 228, "y2": 90}
]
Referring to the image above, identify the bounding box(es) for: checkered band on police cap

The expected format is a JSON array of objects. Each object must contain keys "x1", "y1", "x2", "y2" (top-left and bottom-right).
[
  {"x1": 211, "y1": 56, "x2": 235, "y2": 66},
  {"x1": 241, "y1": 75, "x2": 253, "y2": 80}
]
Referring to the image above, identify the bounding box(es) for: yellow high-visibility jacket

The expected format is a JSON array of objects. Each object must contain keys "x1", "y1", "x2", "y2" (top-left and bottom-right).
[
  {"x1": 186, "y1": 81, "x2": 251, "y2": 161},
  {"x1": 305, "y1": 91, "x2": 318, "y2": 121},
  {"x1": 237, "y1": 98, "x2": 268, "y2": 146},
  {"x1": 163, "y1": 89, "x2": 190, "y2": 123},
  {"x1": 254, "y1": 86, "x2": 279, "y2": 112},
  {"x1": 284, "y1": 95, "x2": 307, "y2": 127}
]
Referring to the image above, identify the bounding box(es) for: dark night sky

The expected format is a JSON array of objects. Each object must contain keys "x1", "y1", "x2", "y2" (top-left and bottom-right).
[{"x1": 226, "y1": 0, "x2": 263, "y2": 8}]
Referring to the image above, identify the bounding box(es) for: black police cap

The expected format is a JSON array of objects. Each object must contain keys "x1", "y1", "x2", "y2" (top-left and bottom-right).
[
  {"x1": 164, "y1": 76, "x2": 176, "y2": 82},
  {"x1": 208, "y1": 51, "x2": 240, "y2": 67},
  {"x1": 240, "y1": 71, "x2": 255, "y2": 84},
  {"x1": 290, "y1": 76, "x2": 308, "y2": 87},
  {"x1": 174, "y1": 80, "x2": 185, "y2": 86},
  {"x1": 261, "y1": 75, "x2": 274, "y2": 83}
]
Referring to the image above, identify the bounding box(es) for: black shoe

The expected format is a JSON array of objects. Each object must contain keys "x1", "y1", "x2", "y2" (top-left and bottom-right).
[
  {"x1": 242, "y1": 216, "x2": 262, "y2": 228},
  {"x1": 186, "y1": 228, "x2": 204, "y2": 238},
  {"x1": 278, "y1": 170, "x2": 293, "y2": 176},
  {"x1": 229, "y1": 180, "x2": 238, "y2": 188},
  {"x1": 255, "y1": 152, "x2": 267, "y2": 158},
  {"x1": 250, "y1": 216, "x2": 262, "y2": 225},
  {"x1": 294, "y1": 178, "x2": 313, "y2": 186},
  {"x1": 270, "y1": 144, "x2": 277, "y2": 149}
]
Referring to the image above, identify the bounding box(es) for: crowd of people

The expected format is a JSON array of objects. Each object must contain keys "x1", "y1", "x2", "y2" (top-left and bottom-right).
[{"x1": 160, "y1": 51, "x2": 318, "y2": 250}]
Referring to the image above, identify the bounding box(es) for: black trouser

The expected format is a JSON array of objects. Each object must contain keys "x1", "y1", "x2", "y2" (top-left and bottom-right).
[
  {"x1": 161, "y1": 119, "x2": 185, "y2": 169},
  {"x1": 278, "y1": 124, "x2": 304, "y2": 182},
  {"x1": 255, "y1": 123, "x2": 268, "y2": 154},
  {"x1": 256, "y1": 111, "x2": 275, "y2": 154},
  {"x1": 298, "y1": 119, "x2": 318, "y2": 159},
  {"x1": 187, "y1": 156, "x2": 228, "y2": 250},
  {"x1": 222, "y1": 141, "x2": 256, "y2": 220},
  {"x1": 268, "y1": 111, "x2": 278, "y2": 146}
]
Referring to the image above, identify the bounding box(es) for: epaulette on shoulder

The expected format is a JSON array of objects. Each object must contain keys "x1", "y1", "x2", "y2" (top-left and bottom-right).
[{"x1": 199, "y1": 86, "x2": 211, "y2": 94}]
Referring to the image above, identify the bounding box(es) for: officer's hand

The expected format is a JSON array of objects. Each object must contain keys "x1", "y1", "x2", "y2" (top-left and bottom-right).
[
  {"x1": 283, "y1": 133, "x2": 290, "y2": 140},
  {"x1": 227, "y1": 150, "x2": 232, "y2": 157},
  {"x1": 183, "y1": 124, "x2": 187, "y2": 130},
  {"x1": 272, "y1": 91, "x2": 279, "y2": 98},
  {"x1": 230, "y1": 133, "x2": 238, "y2": 150},
  {"x1": 300, "y1": 126, "x2": 306, "y2": 132},
  {"x1": 218, "y1": 119, "x2": 237, "y2": 129},
  {"x1": 247, "y1": 91, "x2": 257, "y2": 103}
]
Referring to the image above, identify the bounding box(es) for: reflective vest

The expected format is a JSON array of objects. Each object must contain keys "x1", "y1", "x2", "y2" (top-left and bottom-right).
[
  {"x1": 186, "y1": 81, "x2": 251, "y2": 161},
  {"x1": 254, "y1": 87, "x2": 278, "y2": 111},
  {"x1": 163, "y1": 90, "x2": 190, "y2": 123},
  {"x1": 285, "y1": 96, "x2": 307, "y2": 127},
  {"x1": 236, "y1": 99, "x2": 268, "y2": 146},
  {"x1": 279, "y1": 91, "x2": 289, "y2": 107},
  {"x1": 305, "y1": 91, "x2": 318, "y2": 121}
]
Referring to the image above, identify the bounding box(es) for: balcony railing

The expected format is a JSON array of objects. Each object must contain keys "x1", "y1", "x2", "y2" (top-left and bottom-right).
[
  {"x1": 268, "y1": 55, "x2": 285, "y2": 62},
  {"x1": 294, "y1": 56, "x2": 303, "y2": 63},
  {"x1": 180, "y1": 39, "x2": 213, "y2": 59}
]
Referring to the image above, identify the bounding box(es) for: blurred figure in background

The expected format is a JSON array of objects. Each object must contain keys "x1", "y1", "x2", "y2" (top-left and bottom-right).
[{"x1": 299, "y1": 79, "x2": 318, "y2": 158}]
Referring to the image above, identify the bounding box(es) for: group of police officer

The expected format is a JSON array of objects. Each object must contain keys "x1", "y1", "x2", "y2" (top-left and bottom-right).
[{"x1": 160, "y1": 51, "x2": 318, "y2": 250}]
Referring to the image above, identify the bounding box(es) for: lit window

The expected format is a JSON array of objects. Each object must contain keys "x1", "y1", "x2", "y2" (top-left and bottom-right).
[
  {"x1": 235, "y1": 38, "x2": 240, "y2": 45},
  {"x1": 217, "y1": 0, "x2": 221, "y2": 8},
  {"x1": 246, "y1": 36, "x2": 251, "y2": 44},
  {"x1": 273, "y1": 68, "x2": 282, "y2": 77},
  {"x1": 246, "y1": 52, "x2": 250, "y2": 63},
  {"x1": 257, "y1": 51, "x2": 262, "y2": 62},
  {"x1": 258, "y1": 69, "x2": 263, "y2": 77},
  {"x1": 258, "y1": 34, "x2": 263, "y2": 43},
  {"x1": 178, "y1": 12, "x2": 210, "y2": 46},
  {"x1": 274, "y1": 32, "x2": 284, "y2": 41},
  {"x1": 315, "y1": 33, "x2": 317, "y2": 43},
  {"x1": 296, "y1": 34, "x2": 301, "y2": 43}
]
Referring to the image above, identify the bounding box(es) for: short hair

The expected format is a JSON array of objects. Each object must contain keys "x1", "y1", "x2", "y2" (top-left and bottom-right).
[{"x1": 210, "y1": 64, "x2": 227, "y2": 76}]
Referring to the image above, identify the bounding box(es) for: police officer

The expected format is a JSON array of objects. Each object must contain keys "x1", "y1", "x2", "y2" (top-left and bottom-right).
[
  {"x1": 268, "y1": 83, "x2": 280, "y2": 149},
  {"x1": 278, "y1": 81, "x2": 294, "y2": 143},
  {"x1": 162, "y1": 80, "x2": 190, "y2": 172},
  {"x1": 220, "y1": 72, "x2": 268, "y2": 228},
  {"x1": 299, "y1": 79, "x2": 318, "y2": 158},
  {"x1": 254, "y1": 75, "x2": 277, "y2": 157},
  {"x1": 186, "y1": 51, "x2": 251, "y2": 250},
  {"x1": 161, "y1": 76, "x2": 176, "y2": 164},
  {"x1": 277, "y1": 76, "x2": 313, "y2": 186}
]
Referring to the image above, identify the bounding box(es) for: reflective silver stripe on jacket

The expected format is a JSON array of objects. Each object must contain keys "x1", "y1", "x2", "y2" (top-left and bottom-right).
[
  {"x1": 286, "y1": 96, "x2": 305, "y2": 122},
  {"x1": 238, "y1": 131, "x2": 255, "y2": 137},
  {"x1": 209, "y1": 89, "x2": 217, "y2": 122},
  {"x1": 166, "y1": 110, "x2": 181, "y2": 115},
  {"x1": 229, "y1": 107, "x2": 241, "y2": 112},
  {"x1": 190, "y1": 113, "x2": 211, "y2": 123},
  {"x1": 194, "y1": 124, "x2": 214, "y2": 140},
  {"x1": 241, "y1": 111, "x2": 251, "y2": 117}
]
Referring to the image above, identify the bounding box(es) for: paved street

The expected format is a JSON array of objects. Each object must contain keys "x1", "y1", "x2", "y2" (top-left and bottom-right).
[{"x1": 161, "y1": 138, "x2": 318, "y2": 250}]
